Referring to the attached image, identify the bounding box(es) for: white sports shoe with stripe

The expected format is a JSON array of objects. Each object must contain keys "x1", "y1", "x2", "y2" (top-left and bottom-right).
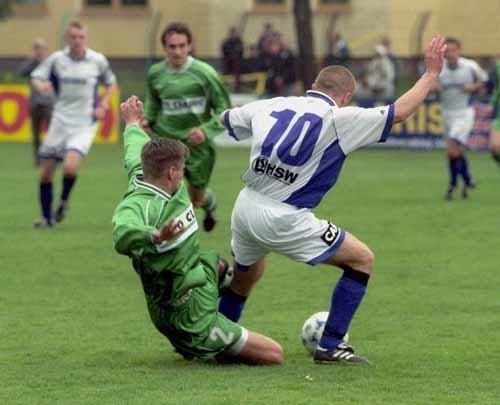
[{"x1": 314, "y1": 342, "x2": 370, "y2": 365}]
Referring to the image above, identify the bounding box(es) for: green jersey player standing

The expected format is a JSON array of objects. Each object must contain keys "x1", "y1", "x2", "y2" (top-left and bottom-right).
[
  {"x1": 112, "y1": 95, "x2": 282, "y2": 365},
  {"x1": 489, "y1": 60, "x2": 500, "y2": 166},
  {"x1": 142, "y1": 21, "x2": 231, "y2": 232}
]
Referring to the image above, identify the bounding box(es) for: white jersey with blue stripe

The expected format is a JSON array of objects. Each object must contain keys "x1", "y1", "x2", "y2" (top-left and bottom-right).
[
  {"x1": 224, "y1": 90, "x2": 394, "y2": 209},
  {"x1": 31, "y1": 48, "x2": 116, "y2": 126},
  {"x1": 439, "y1": 57, "x2": 488, "y2": 111}
]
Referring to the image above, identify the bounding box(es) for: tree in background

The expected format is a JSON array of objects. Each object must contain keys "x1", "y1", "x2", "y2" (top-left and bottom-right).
[{"x1": 293, "y1": 0, "x2": 316, "y2": 90}]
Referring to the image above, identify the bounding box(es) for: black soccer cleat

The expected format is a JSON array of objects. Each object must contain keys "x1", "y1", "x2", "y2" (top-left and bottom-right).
[
  {"x1": 203, "y1": 209, "x2": 217, "y2": 232},
  {"x1": 314, "y1": 342, "x2": 371, "y2": 365},
  {"x1": 461, "y1": 185, "x2": 469, "y2": 199},
  {"x1": 54, "y1": 201, "x2": 69, "y2": 223}
]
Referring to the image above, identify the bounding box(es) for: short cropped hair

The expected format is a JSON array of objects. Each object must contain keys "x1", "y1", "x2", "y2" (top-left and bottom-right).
[
  {"x1": 141, "y1": 138, "x2": 189, "y2": 179},
  {"x1": 66, "y1": 21, "x2": 85, "y2": 33},
  {"x1": 314, "y1": 65, "x2": 356, "y2": 98},
  {"x1": 161, "y1": 21, "x2": 192, "y2": 47},
  {"x1": 445, "y1": 37, "x2": 461, "y2": 48}
]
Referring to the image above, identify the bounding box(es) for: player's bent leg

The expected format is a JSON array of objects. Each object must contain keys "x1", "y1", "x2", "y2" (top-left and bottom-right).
[
  {"x1": 315, "y1": 232, "x2": 372, "y2": 364},
  {"x1": 188, "y1": 184, "x2": 217, "y2": 232},
  {"x1": 321, "y1": 232, "x2": 374, "y2": 275},
  {"x1": 55, "y1": 151, "x2": 84, "y2": 223},
  {"x1": 232, "y1": 330, "x2": 284, "y2": 365},
  {"x1": 218, "y1": 257, "x2": 266, "y2": 322}
]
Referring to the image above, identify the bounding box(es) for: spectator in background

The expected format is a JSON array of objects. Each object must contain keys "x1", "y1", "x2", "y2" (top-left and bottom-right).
[
  {"x1": 242, "y1": 44, "x2": 265, "y2": 74},
  {"x1": 221, "y1": 26, "x2": 244, "y2": 91},
  {"x1": 323, "y1": 32, "x2": 350, "y2": 67},
  {"x1": 18, "y1": 38, "x2": 55, "y2": 166},
  {"x1": 380, "y1": 37, "x2": 399, "y2": 92},
  {"x1": 263, "y1": 36, "x2": 296, "y2": 96},
  {"x1": 367, "y1": 45, "x2": 395, "y2": 100},
  {"x1": 257, "y1": 22, "x2": 276, "y2": 55}
]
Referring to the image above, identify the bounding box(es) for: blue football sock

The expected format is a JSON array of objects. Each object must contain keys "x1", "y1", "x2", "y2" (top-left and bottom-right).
[
  {"x1": 40, "y1": 182, "x2": 53, "y2": 221},
  {"x1": 61, "y1": 175, "x2": 77, "y2": 202},
  {"x1": 319, "y1": 269, "x2": 369, "y2": 349},
  {"x1": 459, "y1": 156, "x2": 472, "y2": 186},
  {"x1": 219, "y1": 288, "x2": 247, "y2": 322},
  {"x1": 448, "y1": 157, "x2": 459, "y2": 188}
]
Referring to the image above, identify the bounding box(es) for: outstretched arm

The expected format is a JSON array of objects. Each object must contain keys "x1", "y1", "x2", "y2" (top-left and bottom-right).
[
  {"x1": 120, "y1": 95, "x2": 150, "y2": 179},
  {"x1": 393, "y1": 36, "x2": 447, "y2": 124}
]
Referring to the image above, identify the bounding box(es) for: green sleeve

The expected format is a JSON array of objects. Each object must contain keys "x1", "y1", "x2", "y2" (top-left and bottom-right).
[
  {"x1": 123, "y1": 124, "x2": 149, "y2": 180},
  {"x1": 200, "y1": 71, "x2": 231, "y2": 140},
  {"x1": 112, "y1": 204, "x2": 158, "y2": 258},
  {"x1": 144, "y1": 70, "x2": 161, "y2": 124},
  {"x1": 490, "y1": 62, "x2": 499, "y2": 109}
]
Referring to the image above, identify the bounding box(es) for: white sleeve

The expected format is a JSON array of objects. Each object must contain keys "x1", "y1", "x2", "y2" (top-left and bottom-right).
[
  {"x1": 469, "y1": 60, "x2": 489, "y2": 83},
  {"x1": 223, "y1": 99, "x2": 268, "y2": 141},
  {"x1": 30, "y1": 52, "x2": 57, "y2": 80},
  {"x1": 98, "y1": 54, "x2": 116, "y2": 85},
  {"x1": 336, "y1": 104, "x2": 394, "y2": 155}
]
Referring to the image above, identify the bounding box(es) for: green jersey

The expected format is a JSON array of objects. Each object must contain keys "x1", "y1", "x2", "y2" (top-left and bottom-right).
[
  {"x1": 491, "y1": 61, "x2": 500, "y2": 131},
  {"x1": 144, "y1": 56, "x2": 231, "y2": 141},
  {"x1": 111, "y1": 124, "x2": 243, "y2": 360},
  {"x1": 491, "y1": 61, "x2": 500, "y2": 111},
  {"x1": 112, "y1": 124, "x2": 203, "y2": 306}
]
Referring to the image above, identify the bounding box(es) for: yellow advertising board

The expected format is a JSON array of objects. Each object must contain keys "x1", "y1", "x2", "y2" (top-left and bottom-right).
[{"x1": 0, "y1": 84, "x2": 119, "y2": 143}]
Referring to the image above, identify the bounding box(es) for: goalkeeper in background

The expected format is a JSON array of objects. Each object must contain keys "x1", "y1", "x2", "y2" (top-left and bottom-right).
[
  {"x1": 112, "y1": 95, "x2": 283, "y2": 365},
  {"x1": 141, "y1": 21, "x2": 231, "y2": 232}
]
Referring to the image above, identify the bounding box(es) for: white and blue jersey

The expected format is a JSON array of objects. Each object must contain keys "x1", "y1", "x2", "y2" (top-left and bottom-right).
[
  {"x1": 31, "y1": 47, "x2": 116, "y2": 126},
  {"x1": 224, "y1": 90, "x2": 394, "y2": 209},
  {"x1": 439, "y1": 57, "x2": 488, "y2": 112}
]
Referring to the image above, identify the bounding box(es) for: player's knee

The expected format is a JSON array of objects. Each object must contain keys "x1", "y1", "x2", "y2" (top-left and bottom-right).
[
  {"x1": 39, "y1": 166, "x2": 54, "y2": 183},
  {"x1": 356, "y1": 246, "x2": 375, "y2": 273},
  {"x1": 62, "y1": 165, "x2": 79, "y2": 177},
  {"x1": 190, "y1": 192, "x2": 204, "y2": 208}
]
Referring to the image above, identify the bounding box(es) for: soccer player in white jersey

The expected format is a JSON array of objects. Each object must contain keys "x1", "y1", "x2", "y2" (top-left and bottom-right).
[
  {"x1": 31, "y1": 21, "x2": 116, "y2": 227},
  {"x1": 218, "y1": 36, "x2": 447, "y2": 365},
  {"x1": 438, "y1": 37, "x2": 488, "y2": 200}
]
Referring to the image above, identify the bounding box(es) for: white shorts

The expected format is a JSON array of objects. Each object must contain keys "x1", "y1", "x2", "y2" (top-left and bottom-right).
[
  {"x1": 231, "y1": 187, "x2": 345, "y2": 267},
  {"x1": 442, "y1": 108, "x2": 474, "y2": 145},
  {"x1": 38, "y1": 118, "x2": 98, "y2": 160}
]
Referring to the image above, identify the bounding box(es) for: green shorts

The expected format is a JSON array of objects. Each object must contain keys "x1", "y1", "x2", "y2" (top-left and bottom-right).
[
  {"x1": 185, "y1": 140, "x2": 216, "y2": 190},
  {"x1": 150, "y1": 252, "x2": 246, "y2": 361}
]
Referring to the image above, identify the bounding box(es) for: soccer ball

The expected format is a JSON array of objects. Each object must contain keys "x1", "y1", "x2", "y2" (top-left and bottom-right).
[{"x1": 300, "y1": 311, "x2": 349, "y2": 355}]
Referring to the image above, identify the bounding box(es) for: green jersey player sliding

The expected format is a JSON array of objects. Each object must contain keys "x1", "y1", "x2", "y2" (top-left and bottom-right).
[{"x1": 112, "y1": 95, "x2": 282, "y2": 365}]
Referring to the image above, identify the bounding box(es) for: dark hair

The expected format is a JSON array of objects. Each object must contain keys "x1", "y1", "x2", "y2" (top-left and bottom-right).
[
  {"x1": 161, "y1": 21, "x2": 192, "y2": 47},
  {"x1": 141, "y1": 138, "x2": 189, "y2": 179},
  {"x1": 445, "y1": 37, "x2": 461, "y2": 48}
]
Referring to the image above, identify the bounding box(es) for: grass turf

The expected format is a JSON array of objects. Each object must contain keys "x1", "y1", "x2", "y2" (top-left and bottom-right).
[{"x1": 1, "y1": 143, "x2": 499, "y2": 404}]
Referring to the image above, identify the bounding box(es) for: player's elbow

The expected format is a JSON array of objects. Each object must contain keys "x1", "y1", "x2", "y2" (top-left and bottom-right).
[{"x1": 392, "y1": 105, "x2": 411, "y2": 124}]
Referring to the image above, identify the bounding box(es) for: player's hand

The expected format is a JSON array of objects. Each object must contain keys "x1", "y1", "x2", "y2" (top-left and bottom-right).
[
  {"x1": 151, "y1": 220, "x2": 185, "y2": 244},
  {"x1": 187, "y1": 127, "x2": 206, "y2": 145},
  {"x1": 93, "y1": 104, "x2": 107, "y2": 120},
  {"x1": 120, "y1": 95, "x2": 144, "y2": 126},
  {"x1": 463, "y1": 83, "x2": 482, "y2": 93},
  {"x1": 424, "y1": 35, "x2": 447, "y2": 78},
  {"x1": 38, "y1": 81, "x2": 54, "y2": 96}
]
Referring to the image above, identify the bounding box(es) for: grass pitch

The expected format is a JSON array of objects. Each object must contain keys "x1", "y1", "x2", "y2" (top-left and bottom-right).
[{"x1": 1, "y1": 143, "x2": 499, "y2": 404}]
